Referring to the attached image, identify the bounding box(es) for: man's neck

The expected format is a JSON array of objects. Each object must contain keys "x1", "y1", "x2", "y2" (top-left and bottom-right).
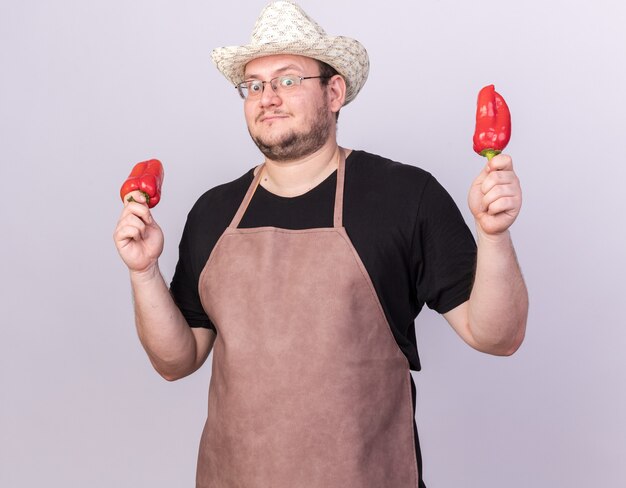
[{"x1": 260, "y1": 141, "x2": 346, "y2": 197}]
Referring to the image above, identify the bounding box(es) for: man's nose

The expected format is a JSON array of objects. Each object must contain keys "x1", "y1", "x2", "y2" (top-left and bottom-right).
[{"x1": 259, "y1": 81, "x2": 281, "y2": 107}]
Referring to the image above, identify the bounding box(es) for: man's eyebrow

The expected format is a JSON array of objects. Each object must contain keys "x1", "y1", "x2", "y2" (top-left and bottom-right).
[{"x1": 244, "y1": 64, "x2": 303, "y2": 80}]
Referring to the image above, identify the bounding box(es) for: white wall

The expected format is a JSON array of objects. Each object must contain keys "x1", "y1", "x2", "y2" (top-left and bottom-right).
[{"x1": 1, "y1": 1, "x2": 624, "y2": 486}]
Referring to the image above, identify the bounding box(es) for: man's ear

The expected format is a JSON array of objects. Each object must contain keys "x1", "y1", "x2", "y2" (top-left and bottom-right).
[{"x1": 327, "y1": 75, "x2": 347, "y2": 113}]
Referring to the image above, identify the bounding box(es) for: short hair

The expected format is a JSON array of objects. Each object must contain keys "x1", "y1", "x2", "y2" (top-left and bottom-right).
[{"x1": 316, "y1": 60, "x2": 341, "y2": 122}]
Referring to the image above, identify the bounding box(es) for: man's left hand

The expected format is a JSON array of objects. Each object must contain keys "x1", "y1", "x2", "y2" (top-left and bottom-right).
[{"x1": 468, "y1": 153, "x2": 522, "y2": 236}]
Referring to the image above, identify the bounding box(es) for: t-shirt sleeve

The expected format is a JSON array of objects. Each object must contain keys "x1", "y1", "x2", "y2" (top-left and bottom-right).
[
  {"x1": 414, "y1": 175, "x2": 477, "y2": 314},
  {"x1": 170, "y1": 216, "x2": 215, "y2": 331}
]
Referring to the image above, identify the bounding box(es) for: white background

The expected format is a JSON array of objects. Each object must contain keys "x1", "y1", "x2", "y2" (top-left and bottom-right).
[{"x1": 1, "y1": 1, "x2": 625, "y2": 486}]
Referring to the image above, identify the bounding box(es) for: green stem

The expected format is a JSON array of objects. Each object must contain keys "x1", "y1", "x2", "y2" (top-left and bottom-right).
[
  {"x1": 126, "y1": 191, "x2": 151, "y2": 205},
  {"x1": 480, "y1": 149, "x2": 501, "y2": 161}
]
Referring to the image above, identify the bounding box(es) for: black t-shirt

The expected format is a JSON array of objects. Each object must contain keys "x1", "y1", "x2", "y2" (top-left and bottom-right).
[{"x1": 170, "y1": 150, "x2": 477, "y2": 372}]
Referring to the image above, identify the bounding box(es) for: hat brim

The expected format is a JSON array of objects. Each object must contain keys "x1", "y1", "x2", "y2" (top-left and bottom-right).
[{"x1": 211, "y1": 36, "x2": 369, "y2": 105}]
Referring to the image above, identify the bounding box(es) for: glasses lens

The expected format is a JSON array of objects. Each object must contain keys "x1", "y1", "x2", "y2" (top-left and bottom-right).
[
  {"x1": 277, "y1": 76, "x2": 298, "y2": 90},
  {"x1": 238, "y1": 81, "x2": 262, "y2": 99},
  {"x1": 250, "y1": 81, "x2": 265, "y2": 97}
]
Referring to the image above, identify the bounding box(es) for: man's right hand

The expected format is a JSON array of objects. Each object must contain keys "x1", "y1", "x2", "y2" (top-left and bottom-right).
[{"x1": 113, "y1": 190, "x2": 164, "y2": 273}]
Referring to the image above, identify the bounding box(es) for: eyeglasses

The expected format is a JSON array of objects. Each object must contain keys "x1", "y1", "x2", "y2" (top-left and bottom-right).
[{"x1": 236, "y1": 75, "x2": 330, "y2": 100}]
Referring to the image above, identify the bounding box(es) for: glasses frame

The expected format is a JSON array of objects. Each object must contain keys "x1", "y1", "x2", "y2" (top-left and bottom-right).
[{"x1": 236, "y1": 75, "x2": 331, "y2": 100}]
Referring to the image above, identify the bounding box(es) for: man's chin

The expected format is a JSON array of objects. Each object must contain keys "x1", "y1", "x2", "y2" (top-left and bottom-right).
[
  {"x1": 251, "y1": 132, "x2": 301, "y2": 161},
  {"x1": 254, "y1": 134, "x2": 292, "y2": 150}
]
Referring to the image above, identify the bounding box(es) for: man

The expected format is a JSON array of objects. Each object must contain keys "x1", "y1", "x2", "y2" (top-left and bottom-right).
[{"x1": 113, "y1": 1, "x2": 528, "y2": 487}]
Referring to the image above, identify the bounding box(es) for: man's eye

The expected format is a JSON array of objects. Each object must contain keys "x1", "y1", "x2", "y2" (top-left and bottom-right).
[
  {"x1": 249, "y1": 82, "x2": 263, "y2": 92},
  {"x1": 280, "y1": 77, "x2": 296, "y2": 87}
]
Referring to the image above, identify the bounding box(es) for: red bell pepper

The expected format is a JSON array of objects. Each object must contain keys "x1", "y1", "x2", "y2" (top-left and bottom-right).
[
  {"x1": 473, "y1": 84, "x2": 511, "y2": 160},
  {"x1": 119, "y1": 159, "x2": 164, "y2": 208}
]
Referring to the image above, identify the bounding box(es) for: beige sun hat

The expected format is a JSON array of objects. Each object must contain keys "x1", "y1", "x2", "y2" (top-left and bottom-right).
[{"x1": 211, "y1": 0, "x2": 369, "y2": 105}]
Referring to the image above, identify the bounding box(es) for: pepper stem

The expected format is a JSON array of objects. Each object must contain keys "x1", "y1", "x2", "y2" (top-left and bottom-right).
[
  {"x1": 480, "y1": 149, "x2": 501, "y2": 161},
  {"x1": 126, "y1": 191, "x2": 151, "y2": 205}
]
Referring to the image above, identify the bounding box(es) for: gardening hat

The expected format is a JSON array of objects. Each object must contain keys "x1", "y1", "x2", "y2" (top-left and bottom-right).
[{"x1": 211, "y1": 0, "x2": 369, "y2": 104}]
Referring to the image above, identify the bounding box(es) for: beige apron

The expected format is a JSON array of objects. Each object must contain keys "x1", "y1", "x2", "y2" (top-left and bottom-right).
[{"x1": 197, "y1": 153, "x2": 418, "y2": 487}]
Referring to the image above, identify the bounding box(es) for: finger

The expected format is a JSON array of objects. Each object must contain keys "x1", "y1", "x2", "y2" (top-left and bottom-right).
[
  {"x1": 115, "y1": 212, "x2": 149, "y2": 241},
  {"x1": 122, "y1": 199, "x2": 153, "y2": 225},
  {"x1": 487, "y1": 153, "x2": 513, "y2": 172},
  {"x1": 118, "y1": 211, "x2": 148, "y2": 234},
  {"x1": 480, "y1": 169, "x2": 518, "y2": 195},
  {"x1": 485, "y1": 196, "x2": 520, "y2": 216},
  {"x1": 114, "y1": 223, "x2": 144, "y2": 245},
  {"x1": 126, "y1": 213, "x2": 148, "y2": 237},
  {"x1": 481, "y1": 184, "x2": 518, "y2": 209}
]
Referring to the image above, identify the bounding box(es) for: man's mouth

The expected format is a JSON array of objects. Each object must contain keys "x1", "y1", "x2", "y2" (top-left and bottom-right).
[{"x1": 257, "y1": 112, "x2": 289, "y2": 123}]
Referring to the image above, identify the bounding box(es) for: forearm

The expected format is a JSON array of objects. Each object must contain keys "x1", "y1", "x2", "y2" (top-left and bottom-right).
[
  {"x1": 467, "y1": 228, "x2": 528, "y2": 355},
  {"x1": 130, "y1": 264, "x2": 201, "y2": 380}
]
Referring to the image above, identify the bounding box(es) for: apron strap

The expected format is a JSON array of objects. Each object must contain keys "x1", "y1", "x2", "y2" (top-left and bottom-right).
[
  {"x1": 228, "y1": 163, "x2": 265, "y2": 229},
  {"x1": 333, "y1": 149, "x2": 346, "y2": 228}
]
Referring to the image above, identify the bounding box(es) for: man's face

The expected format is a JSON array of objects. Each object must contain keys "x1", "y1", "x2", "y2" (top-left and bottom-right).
[{"x1": 243, "y1": 54, "x2": 336, "y2": 162}]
